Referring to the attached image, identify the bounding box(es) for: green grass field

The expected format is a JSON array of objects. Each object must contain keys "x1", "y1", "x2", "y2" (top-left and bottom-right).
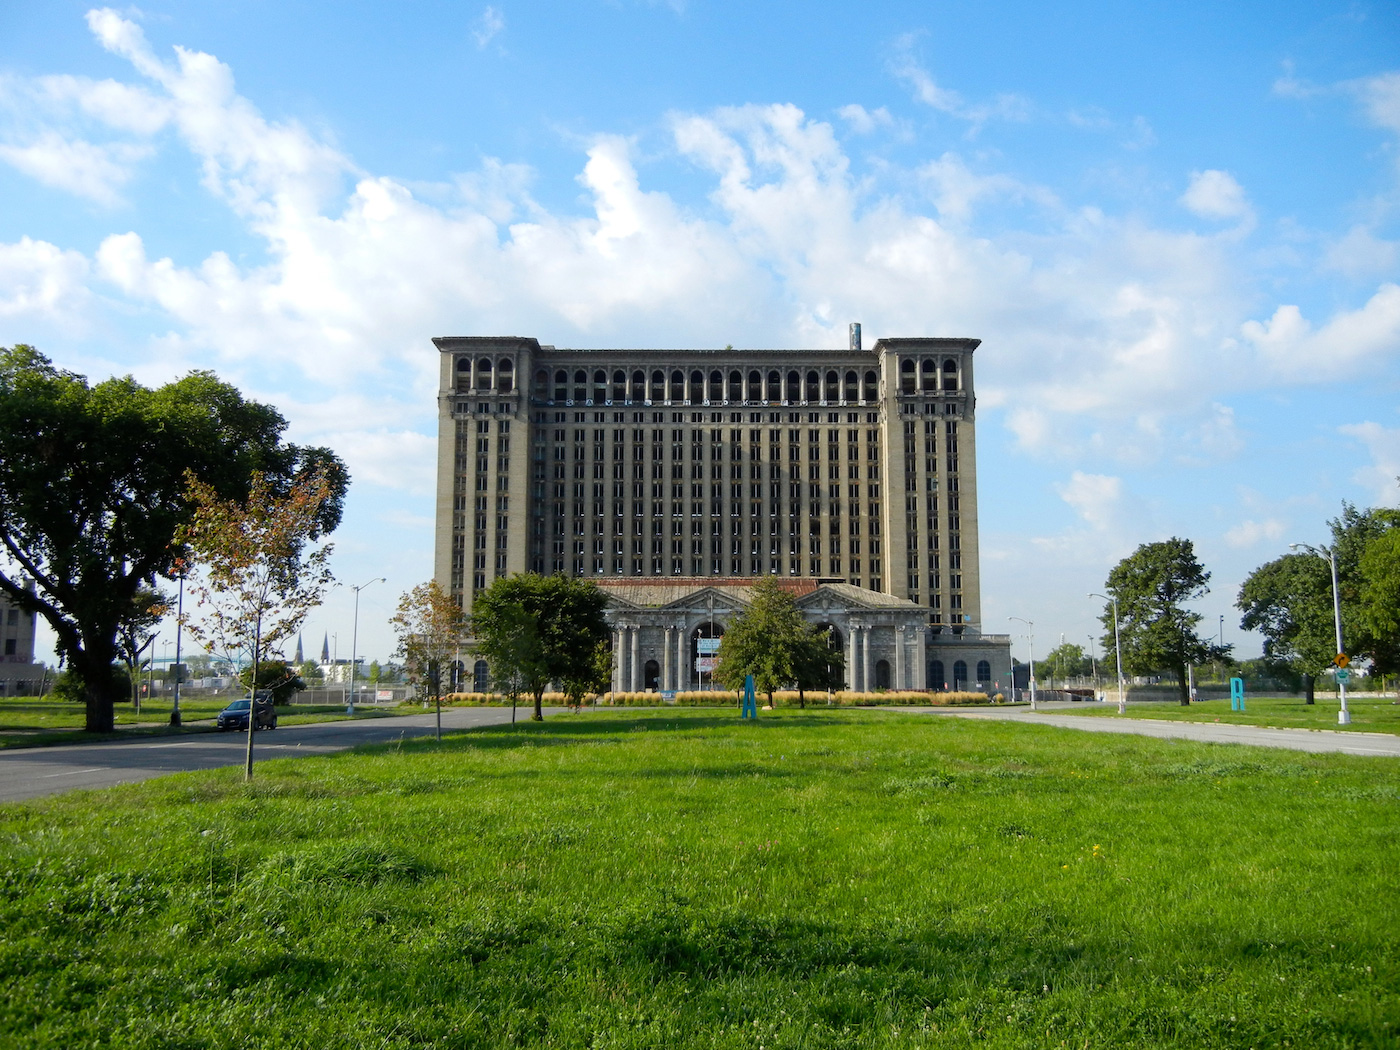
[
  {"x1": 0, "y1": 697, "x2": 405, "y2": 749},
  {"x1": 0, "y1": 709, "x2": 1396, "y2": 1048},
  {"x1": 1054, "y1": 694, "x2": 1400, "y2": 734}
]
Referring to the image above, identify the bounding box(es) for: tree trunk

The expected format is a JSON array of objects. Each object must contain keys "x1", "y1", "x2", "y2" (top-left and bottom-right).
[
  {"x1": 532, "y1": 688, "x2": 544, "y2": 721},
  {"x1": 74, "y1": 643, "x2": 119, "y2": 733},
  {"x1": 1304, "y1": 674, "x2": 1315, "y2": 704},
  {"x1": 797, "y1": 687, "x2": 805, "y2": 709},
  {"x1": 1174, "y1": 664, "x2": 1190, "y2": 705}
]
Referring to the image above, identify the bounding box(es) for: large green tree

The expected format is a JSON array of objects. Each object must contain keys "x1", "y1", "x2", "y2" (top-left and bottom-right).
[
  {"x1": 1237, "y1": 551, "x2": 1336, "y2": 698},
  {"x1": 1102, "y1": 537, "x2": 1223, "y2": 705},
  {"x1": 715, "y1": 578, "x2": 833, "y2": 706},
  {"x1": 0, "y1": 346, "x2": 346, "y2": 731},
  {"x1": 470, "y1": 573, "x2": 610, "y2": 722}
]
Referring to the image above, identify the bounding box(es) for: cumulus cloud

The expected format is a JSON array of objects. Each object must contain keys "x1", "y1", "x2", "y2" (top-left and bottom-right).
[
  {"x1": 0, "y1": 236, "x2": 91, "y2": 319},
  {"x1": 1224, "y1": 518, "x2": 1285, "y2": 548},
  {"x1": 1240, "y1": 283, "x2": 1400, "y2": 378},
  {"x1": 1180, "y1": 169, "x2": 1251, "y2": 221},
  {"x1": 1339, "y1": 422, "x2": 1400, "y2": 506}
]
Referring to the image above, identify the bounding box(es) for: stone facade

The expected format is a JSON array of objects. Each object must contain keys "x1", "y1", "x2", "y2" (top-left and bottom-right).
[
  {"x1": 0, "y1": 582, "x2": 47, "y2": 696},
  {"x1": 434, "y1": 329, "x2": 1011, "y2": 692}
]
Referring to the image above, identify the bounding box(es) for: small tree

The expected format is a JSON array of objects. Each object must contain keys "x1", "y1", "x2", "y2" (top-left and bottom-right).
[
  {"x1": 561, "y1": 639, "x2": 612, "y2": 711},
  {"x1": 471, "y1": 573, "x2": 610, "y2": 721},
  {"x1": 715, "y1": 578, "x2": 827, "y2": 706},
  {"x1": 390, "y1": 581, "x2": 466, "y2": 739},
  {"x1": 179, "y1": 467, "x2": 339, "y2": 778},
  {"x1": 115, "y1": 587, "x2": 168, "y2": 709},
  {"x1": 1104, "y1": 538, "x2": 1224, "y2": 705},
  {"x1": 791, "y1": 625, "x2": 846, "y2": 708},
  {"x1": 238, "y1": 659, "x2": 306, "y2": 705}
]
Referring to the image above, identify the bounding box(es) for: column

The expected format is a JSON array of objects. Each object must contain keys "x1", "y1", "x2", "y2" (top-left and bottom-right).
[
  {"x1": 913, "y1": 629, "x2": 926, "y2": 690},
  {"x1": 611, "y1": 629, "x2": 622, "y2": 694},
  {"x1": 676, "y1": 627, "x2": 688, "y2": 692},
  {"x1": 895, "y1": 627, "x2": 905, "y2": 690},
  {"x1": 629, "y1": 628, "x2": 640, "y2": 692},
  {"x1": 662, "y1": 627, "x2": 672, "y2": 691},
  {"x1": 847, "y1": 626, "x2": 861, "y2": 692},
  {"x1": 862, "y1": 628, "x2": 873, "y2": 693}
]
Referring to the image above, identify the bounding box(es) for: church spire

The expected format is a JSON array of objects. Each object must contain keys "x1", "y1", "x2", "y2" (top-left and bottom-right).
[{"x1": 321, "y1": 632, "x2": 330, "y2": 663}]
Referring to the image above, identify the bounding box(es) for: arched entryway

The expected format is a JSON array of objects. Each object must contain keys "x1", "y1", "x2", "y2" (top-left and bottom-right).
[
  {"x1": 875, "y1": 659, "x2": 891, "y2": 690},
  {"x1": 473, "y1": 660, "x2": 489, "y2": 693},
  {"x1": 644, "y1": 659, "x2": 661, "y2": 691},
  {"x1": 929, "y1": 660, "x2": 945, "y2": 691}
]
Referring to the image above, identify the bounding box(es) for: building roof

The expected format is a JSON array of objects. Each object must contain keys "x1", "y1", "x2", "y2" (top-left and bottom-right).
[{"x1": 593, "y1": 577, "x2": 922, "y2": 612}]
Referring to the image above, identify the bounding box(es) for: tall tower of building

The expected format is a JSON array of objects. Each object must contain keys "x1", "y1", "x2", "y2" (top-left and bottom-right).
[{"x1": 433, "y1": 333, "x2": 984, "y2": 637}]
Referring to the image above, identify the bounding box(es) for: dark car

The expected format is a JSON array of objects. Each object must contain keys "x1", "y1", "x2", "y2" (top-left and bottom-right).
[{"x1": 215, "y1": 696, "x2": 277, "y2": 731}]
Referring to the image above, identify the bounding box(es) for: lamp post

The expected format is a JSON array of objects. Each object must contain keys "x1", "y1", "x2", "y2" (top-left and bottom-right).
[
  {"x1": 1087, "y1": 633, "x2": 1098, "y2": 697},
  {"x1": 347, "y1": 577, "x2": 386, "y2": 715},
  {"x1": 1008, "y1": 616, "x2": 1036, "y2": 710},
  {"x1": 1088, "y1": 592, "x2": 1127, "y2": 714},
  {"x1": 1289, "y1": 543, "x2": 1350, "y2": 725}
]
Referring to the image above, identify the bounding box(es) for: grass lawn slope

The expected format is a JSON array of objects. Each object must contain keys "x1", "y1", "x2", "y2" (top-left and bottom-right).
[
  {"x1": 1055, "y1": 695, "x2": 1400, "y2": 735},
  {"x1": 0, "y1": 709, "x2": 1396, "y2": 1048}
]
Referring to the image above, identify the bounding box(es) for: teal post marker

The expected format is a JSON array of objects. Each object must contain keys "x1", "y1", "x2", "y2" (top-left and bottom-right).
[
  {"x1": 742, "y1": 674, "x2": 757, "y2": 719},
  {"x1": 1230, "y1": 676, "x2": 1245, "y2": 712}
]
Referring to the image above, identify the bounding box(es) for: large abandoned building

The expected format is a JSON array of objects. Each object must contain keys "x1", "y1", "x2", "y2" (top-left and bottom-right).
[{"x1": 433, "y1": 326, "x2": 1011, "y2": 693}]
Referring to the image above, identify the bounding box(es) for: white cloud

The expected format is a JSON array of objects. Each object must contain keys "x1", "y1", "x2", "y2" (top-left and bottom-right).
[
  {"x1": 1180, "y1": 169, "x2": 1251, "y2": 221},
  {"x1": 836, "y1": 104, "x2": 892, "y2": 135},
  {"x1": 1352, "y1": 70, "x2": 1400, "y2": 137},
  {"x1": 889, "y1": 36, "x2": 1030, "y2": 128},
  {"x1": 1339, "y1": 422, "x2": 1400, "y2": 506},
  {"x1": 473, "y1": 6, "x2": 505, "y2": 50},
  {"x1": 0, "y1": 130, "x2": 149, "y2": 205},
  {"x1": 0, "y1": 236, "x2": 91, "y2": 320},
  {"x1": 1324, "y1": 224, "x2": 1400, "y2": 278},
  {"x1": 1241, "y1": 283, "x2": 1400, "y2": 378},
  {"x1": 1224, "y1": 518, "x2": 1285, "y2": 548},
  {"x1": 1057, "y1": 472, "x2": 1122, "y2": 531}
]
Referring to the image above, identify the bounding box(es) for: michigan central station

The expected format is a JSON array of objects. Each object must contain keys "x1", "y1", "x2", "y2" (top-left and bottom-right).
[{"x1": 433, "y1": 324, "x2": 1011, "y2": 696}]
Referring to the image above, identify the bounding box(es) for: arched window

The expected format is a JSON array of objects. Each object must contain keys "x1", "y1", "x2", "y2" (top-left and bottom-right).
[
  {"x1": 690, "y1": 370, "x2": 704, "y2": 401},
  {"x1": 497, "y1": 358, "x2": 513, "y2": 392},
  {"x1": 728, "y1": 370, "x2": 742, "y2": 400},
  {"x1": 901, "y1": 359, "x2": 916, "y2": 394},
  {"x1": 805, "y1": 370, "x2": 819, "y2": 402},
  {"x1": 786, "y1": 371, "x2": 799, "y2": 401},
  {"x1": 843, "y1": 370, "x2": 858, "y2": 401},
  {"x1": 747, "y1": 370, "x2": 761, "y2": 401},
  {"x1": 573, "y1": 368, "x2": 588, "y2": 401},
  {"x1": 943, "y1": 359, "x2": 959, "y2": 391},
  {"x1": 825, "y1": 370, "x2": 839, "y2": 401},
  {"x1": 953, "y1": 660, "x2": 968, "y2": 687},
  {"x1": 613, "y1": 369, "x2": 627, "y2": 401},
  {"x1": 477, "y1": 358, "x2": 494, "y2": 391},
  {"x1": 920, "y1": 359, "x2": 936, "y2": 392},
  {"x1": 554, "y1": 369, "x2": 568, "y2": 401},
  {"x1": 976, "y1": 659, "x2": 992, "y2": 683},
  {"x1": 670, "y1": 370, "x2": 684, "y2": 401},
  {"x1": 929, "y1": 660, "x2": 945, "y2": 690},
  {"x1": 455, "y1": 357, "x2": 470, "y2": 392},
  {"x1": 644, "y1": 660, "x2": 661, "y2": 691},
  {"x1": 766, "y1": 370, "x2": 780, "y2": 402},
  {"x1": 863, "y1": 371, "x2": 877, "y2": 401},
  {"x1": 709, "y1": 370, "x2": 723, "y2": 401},
  {"x1": 473, "y1": 660, "x2": 489, "y2": 693},
  {"x1": 632, "y1": 370, "x2": 645, "y2": 400},
  {"x1": 535, "y1": 369, "x2": 550, "y2": 397},
  {"x1": 650, "y1": 370, "x2": 665, "y2": 400}
]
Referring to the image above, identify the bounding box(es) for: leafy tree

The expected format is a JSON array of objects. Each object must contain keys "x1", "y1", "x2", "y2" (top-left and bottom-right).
[
  {"x1": 714, "y1": 578, "x2": 832, "y2": 706},
  {"x1": 471, "y1": 573, "x2": 610, "y2": 722},
  {"x1": 1102, "y1": 538, "x2": 1224, "y2": 705},
  {"x1": 1237, "y1": 552, "x2": 1335, "y2": 698},
  {"x1": 179, "y1": 467, "x2": 339, "y2": 778},
  {"x1": 390, "y1": 580, "x2": 466, "y2": 737},
  {"x1": 238, "y1": 659, "x2": 306, "y2": 705},
  {"x1": 368, "y1": 659, "x2": 381, "y2": 685},
  {"x1": 115, "y1": 588, "x2": 169, "y2": 708},
  {"x1": 0, "y1": 346, "x2": 346, "y2": 731},
  {"x1": 1042, "y1": 642, "x2": 1091, "y2": 682},
  {"x1": 299, "y1": 659, "x2": 324, "y2": 683},
  {"x1": 560, "y1": 639, "x2": 612, "y2": 711},
  {"x1": 790, "y1": 624, "x2": 845, "y2": 708},
  {"x1": 1359, "y1": 508, "x2": 1400, "y2": 675}
]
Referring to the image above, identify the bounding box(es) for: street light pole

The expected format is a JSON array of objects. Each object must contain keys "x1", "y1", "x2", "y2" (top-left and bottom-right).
[
  {"x1": 171, "y1": 573, "x2": 184, "y2": 726},
  {"x1": 347, "y1": 577, "x2": 386, "y2": 715},
  {"x1": 1088, "y1": 592, "x2": 1127, "y2": 714},
  {"x1": 1008, "y1": 616, "x2": 1036, "y2": 710},
  {"x1": 1290, "y1": 543, "x2": 1350, "y2": 725}
]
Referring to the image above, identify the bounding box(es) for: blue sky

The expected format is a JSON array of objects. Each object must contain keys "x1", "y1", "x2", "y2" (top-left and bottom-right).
[{"x1": 1, "y1": 1, "x2": 1398, "y2": 668}]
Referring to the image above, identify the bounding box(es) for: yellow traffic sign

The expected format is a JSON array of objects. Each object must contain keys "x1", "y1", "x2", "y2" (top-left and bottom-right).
[{"x1": 1335, "y1": 653, "x2": 1350, "y2": 668}]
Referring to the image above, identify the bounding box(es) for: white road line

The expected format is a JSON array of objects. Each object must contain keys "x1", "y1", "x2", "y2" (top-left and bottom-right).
[{"x1": 41, "y1": 767, "x2": 103, "y2": 778}]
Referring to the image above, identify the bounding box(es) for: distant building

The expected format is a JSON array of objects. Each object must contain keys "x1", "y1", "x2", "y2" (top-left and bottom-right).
[
  {"x1": 0, "y1": 581, "x2": 48, "y2": 696},
  {"x1": 435, "y1": 328, "x2": 1011, "y2": 692}
]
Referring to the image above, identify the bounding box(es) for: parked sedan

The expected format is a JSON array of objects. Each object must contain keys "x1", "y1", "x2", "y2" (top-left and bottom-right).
[{"x1": 215, "y1": 697, "x2": 277, "y2": 731}]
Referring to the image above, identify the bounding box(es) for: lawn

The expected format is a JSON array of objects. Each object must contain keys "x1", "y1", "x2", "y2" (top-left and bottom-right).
[
  {"x1": 0, "y1": 709, "x2": 1395, "y2": 1048},
  {"x1": 0, "y1": 696, "x2": 405, "y2": 749},
  {"x1": 1053, "y1": 694, "x2": 1400, "y2": 735}
]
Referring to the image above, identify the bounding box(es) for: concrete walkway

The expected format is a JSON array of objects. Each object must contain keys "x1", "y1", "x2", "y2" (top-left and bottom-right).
[
  {"x1": 909, "y1": 701, "x2": 1400, "y2": 757},
  {"x1": 0, "y1": 706, "x2": 559, "y2": 803}
]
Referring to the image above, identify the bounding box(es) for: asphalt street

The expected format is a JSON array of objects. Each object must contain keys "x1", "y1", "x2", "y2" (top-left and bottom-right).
[
  {"x1": 0, "y1": 706, "x2": 559, "y2": 803},
  {"x1": 915, "y1": 701, "x2": 1400, "y2": 757}
]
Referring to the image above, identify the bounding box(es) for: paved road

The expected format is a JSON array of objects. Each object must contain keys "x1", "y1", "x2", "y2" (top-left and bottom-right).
[
  {"x1": 913, "y1": 701, "x2": 1400, "y2": 757},
  {"x1": 0, "y1": 707, "x2": 559, "y2": 803}
]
